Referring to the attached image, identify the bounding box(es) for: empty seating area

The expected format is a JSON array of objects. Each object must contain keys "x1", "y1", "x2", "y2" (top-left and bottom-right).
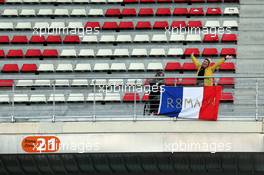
[{"x1": 0, "y1": 0, "x2": 240, "y2": 119}]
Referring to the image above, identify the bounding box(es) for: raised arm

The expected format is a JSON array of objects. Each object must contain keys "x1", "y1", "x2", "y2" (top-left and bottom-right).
[
  {"x1": 211, "y1": 55, "x2": 232, "y2": 71},
  {"x1": 191, "y1": 53, "x2": 201, "y2": 68}
]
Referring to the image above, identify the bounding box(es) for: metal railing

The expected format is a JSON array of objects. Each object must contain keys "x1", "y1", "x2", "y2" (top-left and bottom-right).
[{"x1": 0, "y1": 75, "x2": 263, "y2": 122}]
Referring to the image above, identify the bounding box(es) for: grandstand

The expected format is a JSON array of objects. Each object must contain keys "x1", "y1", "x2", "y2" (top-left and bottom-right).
[{"x1": 0, "y1": 0, "x2": 264, "y2": 174}]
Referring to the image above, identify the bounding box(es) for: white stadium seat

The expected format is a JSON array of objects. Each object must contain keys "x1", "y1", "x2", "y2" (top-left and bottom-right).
[
  {"x1": 205, "y1": 20, "x2": 220, "y2": 28},
  {"x1": 91, "y1": 79, "x2": 107, "y2": 86},
  {"x1": 56, "y1": 64, "x2": 73, "y2": 72},
  {"x1": 71, "y1": 79, "x2": 89, "y2": 86},
  {"x1": 110, "y1": 63, "x2": 127, "y2": 71},
  {"x1": 90, "y1": 0, "x2": 106, "y2": 3},
  {"x1": 126, "y1": 79, "x2": 143, "y2": 86},
  {"x1": 6, "y1": 0, "x2": 23, "y2": 3},
  {"x1": 14, "y1": 94, "x2": 29, "y2": 103},
  {"x1": 113, "y1": 49, "x2": 129, "y2": 57},
  {"x1": 30, "y1": 95, "x2": 46, "y2": 103},
  {"x1": 224, "y1": 7, "x2": 239, "y2": 15},
  {"x1": 71, "y1": 9, "x2": 87, "y2": 16},
  {"x1": 15, "y1": 22, "x2": 32, "y2": 30},
  {"x1": 38, "y1": 9, "x2": 53, "y2": 16},
  {"x1": 60, "y1": 49, "x2": 77, "y2": 57},
  {"x1": 104, "y1": 93, "x2": 121, "y2": 101},
  {"x1": 34, "y1": 80, "x2": 51, "y2": 86},
  {"x1": 131, "y1": 49, "x2": 147, "y2": 57},
  {"x1": 67, "y1": 93, "x2": 85, "y2": 102},
  {"x1": 151, "y1": 34, "x2": 168, "y2": 42},
  {"x1": 55, "y1": 80, "x2": 70, "y2": 86},
  {"x1": 0, "y1": 95, "x2": 10, "y2": 103},
  {"x1": 81, "y1": 35, "x2": 98, "y2": 43},
  {"x1": 96, "y1": 49, "x2": 113, "y2": 57},
  {"x1": 186, "y1": 34, "x2": 202, "y2": 42},
  {"x1": 38, "y1": 64, "x2": 55, "y2": 72},
  {"x1": 108, "y1": 79, "x2": 124, "y2": 86},
  {"x1": 74, "y1": 64, "x2": 92, "y2": 72},
  {"x1": 169, "y1": 34, "x2": 185, "y2": 42},
  {"x1": 134, "y1": 34, "x2": 150, "y2": 43},
  {"x1": 2, "y1": 9, "x2": 18, "y2": 16},
  {"x1": 54, "y1": 9, "x2": 69, "y2": 16},
  {"x1": 167, "y1": 48, "x2": 184, "y2": 56},
  {"x1": 48, "y1": 94, "x2": 66, "y2": 102},
  {"x1": 78, "y1": 49, "x2": 95, "y2": 57},
  {"x1": 0, "y1": 22, "x2": 14, "y2": 30},
  {"x1": 93, "y1": 63, "x2": 110, "y2": 71},
  {"x1": 34, "y1": 22, "x2": 49, "y2": 29},
  {"x1": 223, "y1": 20, "x2": 238, "y2": 28},
  {"x1": 128, "y1": 63, "x2": 145, "y2": 71},
  {"x1": 149, "y1": 48, "x2": 166, "y2": 57},
  {"x1": 67, "y1": 22, "x2": 83, "y2": 29},
  {"x1": 20, "y1": 9, "x2": 36, "y2": 16},
  {"x1": 87, "y1": 93, "x2": 104, "y2": 101},
  {"x1": 147, "y1": 63, "x2": 163, "y2": 71},
  {"x1": 23, "y1": 0, "x2": 39, "y2": 3},
  {"x1": 88, "y1": 9, "x2": 104, "y2": 16},
  {"x1": 116, "y1": 35, "x2": 132, "y2": 43},
  {"x1": 16, "y1": 80, "x2": 34, "y2": 87},
  {"x1": 100, "y1": 35, "x2": 116, "y2": 43},
  {"x1": 50, "y1": 22, "x2": 65, "y2": 28},
  {"x1": 56, "y1": 0, "x2": 72, "y2": 3}
]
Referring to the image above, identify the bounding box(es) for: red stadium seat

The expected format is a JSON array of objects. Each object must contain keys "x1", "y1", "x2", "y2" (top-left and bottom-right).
[
  {"x1": 206, "y1": 8, "x2": 222, "y2": 15},
  {"x1": 156, "y1": 8, "x2": 171, "y2": 16},
  {"x1": 219, "y1": 63, "x2": 235, "y2": 71},
  {"x1": 11, "y1": 35, "x2": 28, "y2": 44},
  {"x1": 0, "y1": 50, "x2": 5, "y2": 58},
  {"x1": 42, "y1": 49, "x2": 58, "y2": 58},
  {"x1": 182, "y1": 63, "x2": 197, "y2": 71},
  {"x1": 30, "y1": 35, "x2": 46, "y2": 44},
  {"x1": 63, "y1": 35, "x2": 80, "y2": 44},
  {"x1": 136, "y1": 21, "x2": 152, "y2": 29},
  {"x1": 165, "y1": 78, "x2": 179, "y2": 86},
  {"x1": 21, "y1": 64, "x2": 37, "y2": 73},
  {"x1": 207, "y1": 0, "x2": 222, "y2": 2},
  {"x1": 0, "y1": 0, "x2": 5, "y2": 4},
  {"x1": 171, "y1": 21, "x2": 186, "y2": 28},
  {"x1": 157, "y1": 0, "x2": 172, "y2": 3},
  {"x1": 203, "y1": 34, "x2": 219, "y2": 42},
  {"x1": 123, "y1": 0, "x2": 138, "y2": 3},
  {"x1": 184, "y1": 48, "x2": 200, "y2": 56},
  {"x1": 0, "y1": 35, "x2": 9, "y2": 44},
  {"x1": 202, "y1": 48, "x2": 218, "y2": 56},
  {"x1": 218, "y1": 78, "x2": 235, "y2": 86},
  {"x1": 122, "y1": 8, "x2": 137, "y2": 16},
  {"x1": 174, "y1": 0, "x2": 187, "y2": 2},
  {"x1": 7, "y1": 49, "x2": 23, "y2": 58},
  {"x1": 140, "y1": 0, "x2": 155, "y2": 3},
  {"x1": 153, "y1": 21, "x2": 169, "y2": 29},
  {"x1": 0, "y1": 80, "x2": 13, "y2": 87},
  {"x1": 221, "y1": 34, "x2": 237, "y2": 42},
  {"x1": 46, "y1": 35, "x2": 62, "y2": 44},
  {"x1": 189, "y1": 8, "x2": 204, "y2": 16},
  {"x1": 123, "y1": 93, "x2": 140, "y2": 102},
  {"x1": 220, "y1": 92, "x2": 234, "y2": 102},
  {"x1": 142, "y1": 93, "x2": 149, "y2": 102},
  {"x1": 105, "y1": 8, "x2": 121, "y2": 17},
  {"x1": 139, "y1": 8, "x2": 154, "y2": 16},
  {"x1": 102, "y1": 22, "x2": 119, "y2": 30},
  {"x1": 165, "y1": 62, "x2": 181, "y2": 71},
  {"x1": 85, "y1": 22, "x2": 100, "y2": 29},
  {"x1": 220, "y1": 48, "x2": 236, "y2": 56},
  {"x1": 173, "y1": 8, "x2": 188, "y2": 16},
  {"x1": 2, "y1": 64, "x2": 19, "y2": 73},
  {"x1": 179, "y1": 78, "x2": 197, "y2": 86},
  {"x1": 190, "y1": 0, "x2": 205, "y2": 2},
  {"x1": 187, "y1": 20, "x2": 202, "y2": 28},
  {"x1": 25, "y1": 49, "x2": 42, "y2": 57},
  {"x1": 119, "y1": 21, "x2": 134, "y2": 30}
]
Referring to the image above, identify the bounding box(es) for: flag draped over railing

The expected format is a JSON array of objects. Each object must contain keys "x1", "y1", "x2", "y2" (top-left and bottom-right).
[{"x1": 158, "y1": 86, "x2": 222, "y2": 121}]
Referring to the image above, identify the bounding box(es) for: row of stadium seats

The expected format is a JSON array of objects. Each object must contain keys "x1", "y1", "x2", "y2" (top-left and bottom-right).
[
  {"x1": 0, "y1": 0, "x2": 240, "y2": 4},
  {"x1": 0, "y1": 62, "x2": 235, "y2": 73},
  {"x1": 0, "y1": 48, "x2": 237, "y2": 58},
  {"x1": 0, "y1": 78, "x2": 235, "y2": 87},
  {"x1": 0, "y1": 20, "x2": 238, "y2": 30},
  {"x1": 0, "y1": 91, "x2": 233, "y2": 103},
  {"x1": 0, "y1": 34, "x2": 238, "y2": 44},
  {"x1": 1, "y1": 7, "x2": 239, "y2": 17}
]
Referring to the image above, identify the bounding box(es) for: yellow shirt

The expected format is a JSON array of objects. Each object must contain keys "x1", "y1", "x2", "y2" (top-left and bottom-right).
[{"x1": 191, "y1": 55, "x2": 225, "y2": 86}]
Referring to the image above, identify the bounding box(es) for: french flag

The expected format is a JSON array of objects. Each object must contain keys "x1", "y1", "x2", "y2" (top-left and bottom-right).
[{"x1": 158, "y1": 86, "x2": 222, "y2": 121}]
